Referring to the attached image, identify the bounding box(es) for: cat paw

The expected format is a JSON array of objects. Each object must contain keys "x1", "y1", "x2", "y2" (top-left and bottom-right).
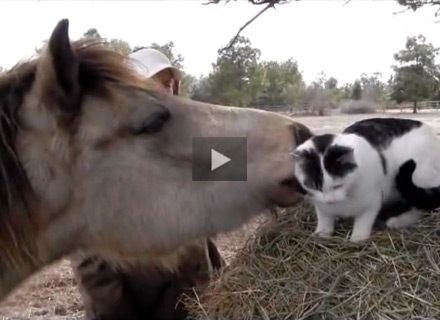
[
  {"x1": 312, "y1": 230, "x2": 333, "y2": 239},
  {"x1": 385, "y1": 217, "x2": 403, "y2": 229},
  {"x1": 386, "y1": 211, "x2": 420, "y2": 229},
  {"x1": 349, "y1": 233, "x2": 370, "y2": 243}
]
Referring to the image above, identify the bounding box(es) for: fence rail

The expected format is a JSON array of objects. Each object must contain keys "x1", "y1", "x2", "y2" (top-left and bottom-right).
[
  {"x1": 382, "y1": 100, "x2": 440, "y2": 112},
  {"x1": 250, "y1": 100, "x2": 440, "y2": 115}
]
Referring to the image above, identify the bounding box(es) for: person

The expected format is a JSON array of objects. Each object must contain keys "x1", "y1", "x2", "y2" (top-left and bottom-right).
[
  {"x1": 128, "y1": 47, "x2": 181, "y2": 95},
  {"x1": 70, "y1": 48, "x2": 225, "y2": 320}
]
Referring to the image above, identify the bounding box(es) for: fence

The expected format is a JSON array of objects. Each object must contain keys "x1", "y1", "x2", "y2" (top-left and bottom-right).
[
  {"x1": 251, "y1": 100, "x2": 440, "y2": 115},
  {"x1": 250, "y1": 103, "x2": 312, "y2": 115},
  {"x1": 381, "y1": 100, "x2": 440, "y2": 112}
]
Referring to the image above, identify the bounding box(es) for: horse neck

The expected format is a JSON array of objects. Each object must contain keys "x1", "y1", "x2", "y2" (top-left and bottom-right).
[{"x1": 0, "y1": 216, "x2": 80, "y2": 301}]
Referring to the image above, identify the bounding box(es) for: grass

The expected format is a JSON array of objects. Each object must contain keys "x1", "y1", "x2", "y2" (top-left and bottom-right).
[{"x1": 184, "y1": 203, "x2": 440, "y2": 320}]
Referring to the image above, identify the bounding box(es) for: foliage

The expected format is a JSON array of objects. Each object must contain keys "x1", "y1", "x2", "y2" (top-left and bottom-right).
[
  {"x1": 340, "y1": 99, "x2": 377, "y2": 114},
  {"x1": 359, "y1": 72, "x2": 388, "y2": 102},
  {"x1": 351, "y1": 81, "x2": 362, "y2": 100},
  {"x1": 396, "y1": 0, "x2": 440, "y2": 16},
  {"x1": 205, "y1": 0, "x2": 291, "y2": 4},
  {"x1": 35, "y1": 28, "x2": 133, "y2": 56},
  {"x1": 253, "y1": 58, "x2": 305, "y2": 106},
  {"x1": 190, "y1": 36, "x2": 306, "y2": 108},
  {"x1": 82, "y1": 28, "x2": 132, "y2": 55},
  {"x1": 49, "y1": 29, "x2": 194, "y2": 98},
  {"x1": 202, "y1": 36, "x2": 261, "y2": 107},
  {"x1": 389, "y1": 34, "x2": 440, "y2": 113},
  {"x1": 26, "y1": 19, "x2": 440, "y2": 114}
]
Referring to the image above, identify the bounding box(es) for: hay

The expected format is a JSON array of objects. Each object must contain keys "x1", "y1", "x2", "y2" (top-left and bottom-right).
[{"x1": 184, "y1": 203, "x2": 440, "y2": 320}]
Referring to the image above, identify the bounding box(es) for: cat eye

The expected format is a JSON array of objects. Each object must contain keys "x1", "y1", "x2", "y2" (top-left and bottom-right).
[
  {"x1": 332, "y1": 185, "x2": 343, "y2": 190},
  {"x1": 135, "y1": 109, "x2": 171, "y2": 135}
]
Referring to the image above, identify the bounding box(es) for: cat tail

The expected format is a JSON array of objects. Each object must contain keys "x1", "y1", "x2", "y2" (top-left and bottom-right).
[{"x1": 395, "y1": 159, "x2": 440, "y2": 211}]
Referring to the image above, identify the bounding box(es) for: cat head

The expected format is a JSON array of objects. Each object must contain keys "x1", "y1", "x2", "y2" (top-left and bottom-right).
[{"x1": 292, "y1": 134, "x2": 359, "y2": 204}]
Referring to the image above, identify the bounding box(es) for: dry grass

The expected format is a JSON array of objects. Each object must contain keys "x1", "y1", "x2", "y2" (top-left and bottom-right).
[
  {"x1": 184, "y1": 203, "x2": 440, "y2": 320},
  {"x1": 0, "y1": 260, "x2": 83, "y2": 319},
  {"x1": 0, "y1": 216, "x2": 267, "y2": 319}
]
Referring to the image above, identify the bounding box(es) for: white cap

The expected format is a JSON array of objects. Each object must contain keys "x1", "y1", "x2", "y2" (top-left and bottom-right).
[{"x1": 128, "y1": 48, "x2": 181, "y2": 80}]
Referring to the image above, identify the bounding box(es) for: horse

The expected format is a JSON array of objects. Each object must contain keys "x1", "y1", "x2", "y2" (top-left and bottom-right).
[
  {"x1": 70, "y1": 237, "x2": 226, "y2": 320},
  {"x1": 0, "y1": 18, "x2": 312, "y2": 301}
]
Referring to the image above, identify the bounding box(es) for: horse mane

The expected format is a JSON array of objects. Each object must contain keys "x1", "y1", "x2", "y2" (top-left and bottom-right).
[{"x1": 0, "y1": 38, "x2": 157, "y2": 270}]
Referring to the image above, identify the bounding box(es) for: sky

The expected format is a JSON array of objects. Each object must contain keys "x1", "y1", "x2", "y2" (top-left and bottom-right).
[{"x1": 0, "y1": 0, "x2": 439, "y2": 85}]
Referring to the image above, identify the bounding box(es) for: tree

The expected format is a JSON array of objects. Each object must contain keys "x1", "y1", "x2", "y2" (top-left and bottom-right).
[
  {"x1": 389, "y1": 34, "x2": 440, "y2": 113},
  {"x1": 35, "y1": 28, "x2": 133, "y2": 56},
  {"x1": 358, "y1": 72, "x2": 387, "y2": 102},
  {"x1": 325, "y1": 77, "x2": 338, "y2": 90},
  {"x1": 351, "y1": 81, "x2": 362, "y2": 100},
  {"x1": 83, "y1": 28, "x2": 132, "y2": 55},
  {"x1": 254, "y1": 58, "x2": 304, "y2": 106},
  {"x1": 300, "y1": 73, "x2": 338, "y2": 116},
  {"x1": 205, "y1": 36, "x2": 261, "y2": 107},
  {"x1": 83, "y1": 28, "x2": 101, "y2": 39},
  {"x1": 205, "y1": 0, "x2": 290, "y2": 49},
  {"x1": 205, "y1": 0, "x2": 440, "y2": 50},
  {"x1": 190, "y1": 76, "x2": 212, "y2": 102},
  {"x1": 396, "y1": 0, "x2": 440, "y2": 15}
]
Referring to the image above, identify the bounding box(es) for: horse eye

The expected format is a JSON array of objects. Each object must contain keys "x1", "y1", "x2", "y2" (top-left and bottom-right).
[{"x1": 135, "y1": 109, "x2": 171, "y2": 135}]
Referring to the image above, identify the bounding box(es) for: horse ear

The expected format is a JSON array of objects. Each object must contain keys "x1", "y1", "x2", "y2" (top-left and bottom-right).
[
  {"x1": 38, "y1": 19, "x2": 80, "y2": 122},
  {"x1": 290, "y1": 122, "x2": 313, "y2": 146}
]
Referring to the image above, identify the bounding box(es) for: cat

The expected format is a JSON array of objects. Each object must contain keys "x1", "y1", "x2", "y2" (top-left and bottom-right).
[
  {"x1": 291, "y1": 117, "x2": 440, "y2": 243},
  {"x1": 395, "y1": 158, "x2": 440, "y2": 212}
]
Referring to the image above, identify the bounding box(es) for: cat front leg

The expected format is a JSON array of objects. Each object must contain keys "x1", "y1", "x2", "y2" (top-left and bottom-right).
[
  {"x1": 313, "y1": 207, "x2": 335, "y2": 238},
  {"x1": 350, "y1": 204, "x2": 381, "y2": 243}
]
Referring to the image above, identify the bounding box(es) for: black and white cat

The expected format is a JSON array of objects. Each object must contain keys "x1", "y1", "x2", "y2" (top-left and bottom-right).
[
  {"x1": 395, "y1": 158, "x2": 440, "y2": 211},
  {"x1": 292, "y1": 117, "x2": 440, "y2": 243}
]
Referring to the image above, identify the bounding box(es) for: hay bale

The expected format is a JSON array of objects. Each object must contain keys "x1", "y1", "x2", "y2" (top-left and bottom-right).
[{"x1": 184, "y1": 203, "x2": 440, "y2": 320}]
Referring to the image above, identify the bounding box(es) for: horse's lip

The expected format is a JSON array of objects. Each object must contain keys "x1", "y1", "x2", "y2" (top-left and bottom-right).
[
  {"x1": 280, "y1": 176, "x2": 296, "y2": 187},
  {"x1": 269, "y1": 175, "x2": 306, "y2": 208},
  {"x1": 279, "y1": 175, "x2": 307, "y2": 195}
]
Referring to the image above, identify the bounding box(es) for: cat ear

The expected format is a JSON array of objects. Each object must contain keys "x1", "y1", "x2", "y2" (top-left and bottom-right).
[
  {"x1": 290, "y1": 150, "x2": 302, "y2": 160},
  {"x1": 337, "y1": 148, "x2": 355, "y2": 164},
  {"x1": 291, "y1": 150, "x2": 307, "y2": 166}
]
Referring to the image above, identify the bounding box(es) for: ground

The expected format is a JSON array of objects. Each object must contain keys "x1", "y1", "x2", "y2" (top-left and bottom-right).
[{"x1": 0, "y1": 110, "x2": 439, "y2": 319}]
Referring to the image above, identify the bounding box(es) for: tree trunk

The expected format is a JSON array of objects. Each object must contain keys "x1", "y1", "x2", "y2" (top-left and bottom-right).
[{"x1": 413, "y1": 100, "x2": 418, "y2": 114}]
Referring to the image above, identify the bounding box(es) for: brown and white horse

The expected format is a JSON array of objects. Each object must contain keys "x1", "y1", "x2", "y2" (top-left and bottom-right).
[{"x1": 0, "y1": 19, "x2": 311, "y2": 301}]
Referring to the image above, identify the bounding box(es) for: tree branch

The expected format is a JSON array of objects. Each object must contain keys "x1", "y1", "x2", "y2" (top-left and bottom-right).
[
  {"x1": 203, "y1": 0, "x2": 292, "y2": 50},
  {"x1": 204, "y1": 0, "x2": 287, "y2": 4},
  {"x1": 219, "y1": 0, "x2": 285, "y2": 52},
  {"x1": 225, "y1": 3, "x2": 274, "y2": 48}
]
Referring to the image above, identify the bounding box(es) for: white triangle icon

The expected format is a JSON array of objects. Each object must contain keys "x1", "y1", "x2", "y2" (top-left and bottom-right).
[{"x1": 211, "y1": 149, "x2": 231, "y2": 171}]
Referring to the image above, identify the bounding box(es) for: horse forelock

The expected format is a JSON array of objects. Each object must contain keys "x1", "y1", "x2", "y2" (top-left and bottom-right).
[{"x1": 71, "y1": 38, "x2": 158, "y2": 95}]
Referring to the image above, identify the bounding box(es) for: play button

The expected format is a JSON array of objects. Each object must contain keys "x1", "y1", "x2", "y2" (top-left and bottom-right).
[
  {"x1": 211, "y1": 149, "x2": 231, "y2": 171},
  {"x1": 192, "y1": 137, "x2": 247, "y2": 181}
]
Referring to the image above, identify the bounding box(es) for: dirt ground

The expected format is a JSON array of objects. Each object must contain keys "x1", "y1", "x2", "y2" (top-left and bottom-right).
[{"x1": 0, "y1": 110, "x2": 439, "y2": 319}]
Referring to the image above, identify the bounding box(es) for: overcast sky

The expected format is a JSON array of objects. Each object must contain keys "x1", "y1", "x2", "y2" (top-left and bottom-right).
[{"x1": 0, "y1": 0, "x2": 439, "y2": 85}]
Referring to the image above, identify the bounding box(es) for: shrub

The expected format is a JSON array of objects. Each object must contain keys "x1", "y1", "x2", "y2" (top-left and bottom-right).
[{"x1": 340, "y1": 99, "x2": 377, "y2": 114}]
